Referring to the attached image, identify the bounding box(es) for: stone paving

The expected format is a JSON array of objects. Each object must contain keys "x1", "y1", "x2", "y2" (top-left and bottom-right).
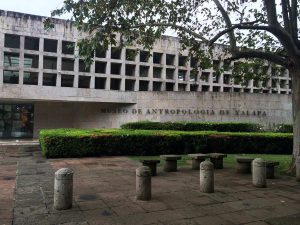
[{"x1": 0, "y1": 146, "x2": 300, "y2": 225}]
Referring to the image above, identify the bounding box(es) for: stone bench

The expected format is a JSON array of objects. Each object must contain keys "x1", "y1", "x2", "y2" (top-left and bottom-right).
[
  {"x1": 140, "y1": 160, "x2": 160, "y2": 176},
  {"x1": 209, "y1": 153, "x2": 227, "y2": 169},
  {"x1": 236, "y1": 156, "x2": 254, "y2": 174},
  {"x1": 188, "y1": 154, "x2": 209, "y2": 170},
  {"x1": 266, "y1": 161, "x2": 280, "y2": 179},
  {"x1": 160, "y1": 155, "x2": 182, "y2": 172}
]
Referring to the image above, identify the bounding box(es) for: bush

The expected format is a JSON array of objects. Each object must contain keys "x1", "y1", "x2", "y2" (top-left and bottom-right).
[
  {"x1": 39, "y1": 129, "x2": 292, "y2": 158},
  {"x1": 121, "y1": 121, "x2": 263, "y2": 132},
  {"x1": 273, "y1": 124, "x2": 293, "y2": 133}
]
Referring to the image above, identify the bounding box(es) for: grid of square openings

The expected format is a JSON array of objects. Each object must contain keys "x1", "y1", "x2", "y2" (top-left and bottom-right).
[{"x1": 1, "y1": 33, "x2": 292, "y2": 94}]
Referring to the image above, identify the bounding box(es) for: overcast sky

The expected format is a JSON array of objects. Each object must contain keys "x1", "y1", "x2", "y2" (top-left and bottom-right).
[{"x1": 0, "y1": 0, "x2": 70, "y2": 18}]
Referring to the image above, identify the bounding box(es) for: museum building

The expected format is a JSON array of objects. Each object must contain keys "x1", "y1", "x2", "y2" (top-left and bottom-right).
[{"x1": 0, "y1": 10, "x2": 292, "y2": 139}]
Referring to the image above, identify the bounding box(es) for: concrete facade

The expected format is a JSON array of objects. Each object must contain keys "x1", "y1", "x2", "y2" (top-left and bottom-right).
[{"x1": 0, "y1": 10, "x2": 293, "y2": 138}]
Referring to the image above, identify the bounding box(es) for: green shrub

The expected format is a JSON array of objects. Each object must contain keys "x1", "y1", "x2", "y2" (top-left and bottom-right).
[
  {"x1": 39, "y1": 129, "x2": 292, "y2": 158},
  {"x1": 273, "y1": 124, "x2": 293, "y2": 133},
  {"x1": 121, "y1": 121, "x2": 263, "y2": 132}
]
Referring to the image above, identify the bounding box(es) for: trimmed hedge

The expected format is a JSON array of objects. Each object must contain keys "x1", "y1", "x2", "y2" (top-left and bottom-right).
[
  {"x1": 274, "y1": 124, "x2": 293, "y2": 133},
  {"x1": 39, "y1": 129, "x2": 292, "y2": 158},
  {"x1": 121, "y1": 121, "x2": 263, "y2": 132}
]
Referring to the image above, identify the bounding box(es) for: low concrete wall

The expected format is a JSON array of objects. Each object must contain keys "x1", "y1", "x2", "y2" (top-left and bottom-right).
[{"x1": 33, "y1": 92, "x2": 292, "y2": 137}]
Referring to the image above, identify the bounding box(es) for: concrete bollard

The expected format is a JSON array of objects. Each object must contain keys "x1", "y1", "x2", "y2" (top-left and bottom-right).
[
  {"x1": 54, "y1": 168, "x2": 74, "y2": 210},
  {"x1": 296, "y1": 157, "x2": 300, "y2": 181},
  {"x1": 200, "y1": 160, "x2": 214, "y2": 193},
  {"x1": 252, "y1": 158, "x2": 266, "y2": 188},
  {"x1": 136, "y1": 166, "x2": 151, "y2": 201}
]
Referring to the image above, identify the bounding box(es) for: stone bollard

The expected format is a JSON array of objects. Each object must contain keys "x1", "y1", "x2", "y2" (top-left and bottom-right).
[
  {"x1": 136, "y1": 166, "x2": 151, "y2": 201},
  {"x1": 296, "y1": 157, "x2": 300, "y2": 182},
  {"x1": 54, "y1": 168, "x2": 74, "y2": 210},
  {"x1": 252, "y1": 158, "x2": 267, "y2": 188},
  {"x1": 200, "y1": 160, "x2": 214, "y2": 193}
]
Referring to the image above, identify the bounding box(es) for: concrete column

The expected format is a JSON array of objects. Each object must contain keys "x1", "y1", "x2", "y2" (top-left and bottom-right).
[
  {"x1": 252, "y1": 158, "x2": 267, "y2": 188},
  {"x1": 296, "y1": 157, "x2": 300, "y2": 181},
  {"x1": 38, "y1": 38, "x2": 44, "y2": 86},
  {"x1": 200, "y1": 161, "x2": 214, "y2": 193},
  {"x1": 136, "y1": 166, "x2": 151, "y2": 201},
  {"x1": 54, "y1": 168, "x2": 74, "y2": 210}
]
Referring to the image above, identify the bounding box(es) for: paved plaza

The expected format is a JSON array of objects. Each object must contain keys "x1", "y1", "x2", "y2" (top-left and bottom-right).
[{"x1": 0, "y1": 146, "x2": 300, "y2": 225}]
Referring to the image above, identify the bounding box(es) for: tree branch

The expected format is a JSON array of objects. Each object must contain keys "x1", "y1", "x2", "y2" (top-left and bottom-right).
[
  {"x1": 124, "y1": 23, "x2": 207, "y2": 41},
  {"x1": 264, "y1": 0, "x2": 279, "y2": 26},
  {"x1": 213, "y1": 0, "x2": 237, "y2": 52},
  {"x1": 229, "y1": 50, "x2": 289, "y2": 67},
  {"x1": 209, "y1": 23, "x2": 271, "y2": 46},
  {"x1": 281, "y1": 0, "x2": 291, "y2": 32}
]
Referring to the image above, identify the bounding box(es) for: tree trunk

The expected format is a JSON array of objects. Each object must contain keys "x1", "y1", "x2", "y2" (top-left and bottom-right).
[{"x1": 289, "y1": 67, "x2": 300, "y2": 173}]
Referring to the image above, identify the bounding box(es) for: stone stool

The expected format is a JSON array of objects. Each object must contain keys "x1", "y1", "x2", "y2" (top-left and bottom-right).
[
  {"x1": 209, "y1": 153, "x2": 227, "y2": 169},
  {"x1": 188, "y1": 154, "x2": 209, "y2": 170},
  {"x1": 140, "y1": 160, "x2": 160, "y2": 176},
  {"x1": 160, "y1": 155, "x2": 182, "y2": 172},
  {"x1": 236, "y1": 156, "x2": 254, "y2": 174},
  {"x1": 266, "y1": 161, "x2": 279, "y2": 179}
]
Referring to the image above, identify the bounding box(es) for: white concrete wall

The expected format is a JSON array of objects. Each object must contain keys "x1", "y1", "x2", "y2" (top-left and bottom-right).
[{"x1": 33, "y1": 92, "x2": 292, "y2": 137}]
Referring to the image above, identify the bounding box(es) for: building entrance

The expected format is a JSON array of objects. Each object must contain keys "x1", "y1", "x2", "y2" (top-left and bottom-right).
[{"x1": 0, "y1": 103, "x2": 34, "y2": 139}]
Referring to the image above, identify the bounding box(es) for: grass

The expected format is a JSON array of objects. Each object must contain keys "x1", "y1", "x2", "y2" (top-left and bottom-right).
[{"x1": 129, "y1": 154, "x2": 292, "y2": 174}]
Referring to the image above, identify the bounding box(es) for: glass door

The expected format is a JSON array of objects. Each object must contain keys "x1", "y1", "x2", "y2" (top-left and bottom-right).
[{"x1": 0, "y1": 103, "x2": 34, "y2": 139}]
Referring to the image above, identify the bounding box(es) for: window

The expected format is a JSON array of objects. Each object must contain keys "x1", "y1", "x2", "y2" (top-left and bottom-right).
[
  {"x1": 125, "y1": 80, "x2": 135, "y2": 91},
  {"x1": 178, "y1": 83, "x2": 187, "y2": 91},
  {"x1": 166, "y1": 68, "x2": 175, "y2": 80},
  {"x1": 191, "y1": 57, "x2": 198, "y2": 68},
  {"x1": 153, "y1": 67, "x2": 162, "y2": 78},
  {"x1": 4, "y1": 53, "x2": 19, "y2": 67},
  {"x1": 61, "y1": 58, "x2": 75, "y2": 71},
  {"x1": 139, "y1": 81, "x2": 149, "y2": 91},
  {"x1": 190, "y1": 84, "x2": 198, "y2": 91},
  {"x1": 3, "y1": 71, "x2": 19, "y2": 84},
  {"x1": 24, "y1": 54, "x2": 39, "y2": 68},
  {"x1": 126, "y1": 49, "x2": 136, "y2": 61},
  {"x1": 44, "y1": 39, "x2": 57, "y2": 53},
  {"x1": 166, "y1": 54, "x2": 175, "y2": 65},
  {"x1": 202, "y1": 85, "x2": 209, "y2": 92},
  {"x1": 140, "y1": 51, "x2": 150, "y2": 62},
  {"x1": 213, "y1": 72, "x2": 220, "y2": 83},
  {"x1": 25, "y1": 37, "x2": 39, "y2": 51},
  {"x1": 190, "y1": 71, "x2": 198, "y2": 82},
  {"x1": 62, "y1": 41, "x2": 75, "y2": 55},
  {"x1": 223, "y1": 61, "x2": 231, "y2": 71},
  {"x1": 61, "y1": 74, "x2": 74, "y2": 87},
  {"x1": 95, "y1": 77, "x2": 106, "y2": 89},
  {"x1": 43, "y1": 73, "x2": 56, "y2": 86},
  {"x1": 213, "y1": 60, "x2": 220, "y2": 70},
  {"x1": 79, "y1": 60, "x2": 90, "y2": 73},
  {"x1": 95, "y1": 47, "x2": 106, "y2": 58},
  {"x1": 111, "y1": 47, "x2": 122, "y2": 59},
  {"x1": 223, "y1": 87, "x2": 231, "y2": 92},
  {"x1": 178, "y1": 70, "x2": 187, "y2": 81},
  {"x1": 153, "y1": 52, "x2": 163, "y2": 64},
  {"x1": 153, "y1": 82, "x2": 162, "y2": 91},
  {"x1": 178, "y1": 56, "x2": 187, "y2": 67},
  {"x1": 223, "y1": 74, "x2": 230, "y2": 84},
  {"x1": 140, "y1": 66, "x2": 149, "y2": 77},
  {"x1": 125, "y1": 64, "x2": 135, "y2": 76},
  {"x1": 95, "y1": 62, "x2": 106, "y2": 74},
  {"x1": 5, "y1": 34, "x2": 20, "y2": 49},
  {"x1": 201, "y1": 72, "x2": 210, "y2": 82},
  {"x1": 213, "y1": 86, "x2": 220, "y2": 92},
  {"x1": 111, "y1": 63, "x2": 122, "y2": 75},
  {"x1": 166, "y1": 83, "x2": 174, "y2": 91},
  {"x1": 110, "y1": 78, "x2": 121, "y2": 90},
  {"x1": 78, "y1": 76, "x2": 90, "y2": 88},
  {"x1": 23, "y1": 72, "x2": 38, "y2": 85},
  {"x1": 43, "y1": 56, "x2": 57, "y2": 70}
]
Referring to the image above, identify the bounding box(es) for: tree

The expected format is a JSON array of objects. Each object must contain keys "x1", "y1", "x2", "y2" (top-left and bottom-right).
[{"x1": 48, "y1": 0, "x2": 300, "y2": 169}]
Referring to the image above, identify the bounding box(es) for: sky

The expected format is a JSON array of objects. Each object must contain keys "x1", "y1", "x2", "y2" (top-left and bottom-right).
[{"x1": 0, "y1": 0, "x2": 70, "y2": 18}]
